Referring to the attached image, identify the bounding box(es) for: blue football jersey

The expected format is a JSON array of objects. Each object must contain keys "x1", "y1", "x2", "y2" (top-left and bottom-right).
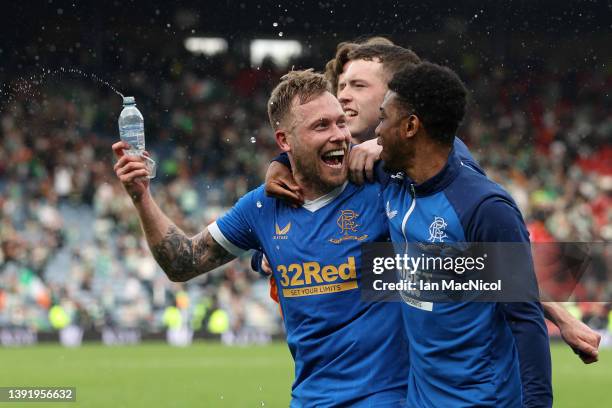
[
  {"x1": 381, "y1": 147, "x2": 532, "y2": 408},
  {"x1": 209, "y1": 182, "x2": 409, "y2": 407}
]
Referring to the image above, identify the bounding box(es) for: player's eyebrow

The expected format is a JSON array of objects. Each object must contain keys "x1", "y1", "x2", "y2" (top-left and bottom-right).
[
  {"x1": 308, "y1": 112, "x2": 345, "y2": 128},
  {"x1": 349, "y1": 78, "x2": 368, "y2": 84},
  {"x1": 308, "y1": 117, "x2": 330, "y2": 128}
]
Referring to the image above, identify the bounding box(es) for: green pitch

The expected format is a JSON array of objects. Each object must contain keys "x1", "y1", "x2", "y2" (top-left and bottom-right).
[{"x1": 0, "y1": 341, "x2": 609, "y2": 407}]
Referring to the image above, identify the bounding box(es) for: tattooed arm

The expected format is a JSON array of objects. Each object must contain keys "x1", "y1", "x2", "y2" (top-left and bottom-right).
[
  {"x1": 138, "y1": 197, "x2": 235, "y2": 282},
  {"x1": 113, "y1": 141, "x2": 236, "y2": 282}
]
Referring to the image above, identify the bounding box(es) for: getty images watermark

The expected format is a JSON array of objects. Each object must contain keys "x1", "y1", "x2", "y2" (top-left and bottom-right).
[
  {"x1": 370, "y1": 252, "x2": 502, "y2": 293},
  {"x1": 360, "y1": 242, "x2": 610, "y2": 303}
]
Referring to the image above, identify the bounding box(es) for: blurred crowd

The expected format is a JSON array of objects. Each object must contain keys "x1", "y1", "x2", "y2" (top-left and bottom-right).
[
  {"x1": 0, "y1": 48, "x2": 610, "y2": 339},
  {"x1": 462, "y1": 63, "x2": 612, "y2": 329}
]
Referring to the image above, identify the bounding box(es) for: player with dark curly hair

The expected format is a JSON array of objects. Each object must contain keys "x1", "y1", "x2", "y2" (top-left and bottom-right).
[
  {"x1": 376, "y1": 62, "x2": 552, "y2": 407},
  {"x1": 379, "y1": 62, "x2": 468, "y2": 170}
]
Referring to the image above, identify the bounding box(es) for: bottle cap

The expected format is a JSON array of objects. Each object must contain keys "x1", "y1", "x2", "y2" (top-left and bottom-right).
[{"x1": 123, "y1": 96, "x2": 135, "y2": 105}]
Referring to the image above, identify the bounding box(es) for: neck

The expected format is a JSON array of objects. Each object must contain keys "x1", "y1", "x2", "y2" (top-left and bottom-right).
[
  {"x1": 404, "y1": 140, "x2": 451, "y2": 185},
  {"x1": 295, "y1": 173, "x2": 336, "y2": 201}
]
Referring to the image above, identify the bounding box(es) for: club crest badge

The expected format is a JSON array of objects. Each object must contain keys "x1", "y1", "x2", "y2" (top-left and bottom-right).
[
  {"x1": 329, "y1": 209, "x2": 369, "y2": 244},
  {"x1": 428, "y1": 216, "x2": 448, "y2": 242}
]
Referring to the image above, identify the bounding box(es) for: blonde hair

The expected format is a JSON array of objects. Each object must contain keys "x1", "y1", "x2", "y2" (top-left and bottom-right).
[{"x1": 267, "y1": 69, "x2": 331, "y2": 130}]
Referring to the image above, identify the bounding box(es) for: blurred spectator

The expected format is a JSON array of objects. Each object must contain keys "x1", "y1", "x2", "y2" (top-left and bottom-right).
[{"x1": 0, "y1": 47, "x2": 609, "y2": 338}]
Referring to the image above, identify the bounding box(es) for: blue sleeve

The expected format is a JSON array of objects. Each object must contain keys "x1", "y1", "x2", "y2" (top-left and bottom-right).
[
  {"x1": 210, "y1": 189, "x2": 262, "y2": 256},
  {"x1": 251, "y1": 251, "x2": 263, "y2": 273},
  {"x1": 502, "y1": 302, "x2": 552, "y2": 407},
  {"x1": 272, "y1": 152, "x2": 291, "y2": 168},
  {"x1": 471, "y1": 197, "x2": 553, "y2": 408},
  {"x1": 454, "y1": 136, "x2": 486, "y2": 176},
  {"x1": 250, "y1": 250, "x2": 269, "y2": 277},
  {"x1": 373, "y1": 161, "x2": 392, "y2": 186}
]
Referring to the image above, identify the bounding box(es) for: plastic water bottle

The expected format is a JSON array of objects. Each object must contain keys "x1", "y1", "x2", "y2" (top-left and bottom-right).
[
  {"x1": 118, "y1": 96, "x2": 156, "y2": 178},
  {"x1": 118, "y1": 96, "x2": 145, "y2": 152}
]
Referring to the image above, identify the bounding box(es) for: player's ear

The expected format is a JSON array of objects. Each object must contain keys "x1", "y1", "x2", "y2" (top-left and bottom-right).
[
  {"x1": 275, "y1": 129, "x2": 291, "y2": 152},
  {"x1": 402, "y1": 114, "x2": 419, "y2": 139}
]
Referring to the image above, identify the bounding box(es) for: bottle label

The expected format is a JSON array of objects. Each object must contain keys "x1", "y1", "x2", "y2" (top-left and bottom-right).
[{"x1": 120, "y1": 124, "x2": 145, "y2": 149}]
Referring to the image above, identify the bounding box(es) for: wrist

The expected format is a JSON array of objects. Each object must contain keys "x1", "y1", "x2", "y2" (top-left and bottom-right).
[
  {"x1": 132, "y1": 189, "x2": 152, "y2": 207},
  {"x1": 548, "y1": 303, "x2": 572, "y2": 328}
]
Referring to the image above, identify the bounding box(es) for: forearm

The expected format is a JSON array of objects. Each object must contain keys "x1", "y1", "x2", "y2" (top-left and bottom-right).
[
  {"x1": 133, "y1": 191, "x2": 175, "y2": 248},
  {"x1": 113, "y1": 142, "x2": 234, "y2": 282},
  {"x1": 542, "y1": 301, "x2": 571, "y2": 327},
  {"x1": 133, "y1": 192, "x2": 231, "y2": 282},
  {"x1": 542, "y1": 301, "x2": 600, "y2": 363}
]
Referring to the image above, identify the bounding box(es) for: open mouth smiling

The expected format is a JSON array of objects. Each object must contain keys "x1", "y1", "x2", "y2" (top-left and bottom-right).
[{"x1": 321, "y1": 149, "x2": 346, "y2": 168}]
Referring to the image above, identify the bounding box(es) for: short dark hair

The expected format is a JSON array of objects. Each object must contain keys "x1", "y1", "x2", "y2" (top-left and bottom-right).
[
  {"x1": 324, "y1": 37, "x2": 396, "y2": 93},
  {"x1": 388, "y1": 62, "x2": 467, "y2": 145},
  {"x1": 324, "y1": 41, "x2": 357, "y2": 93},
  {"x1": 347, "y1": 44, "x2": 421, "y2": 82}
]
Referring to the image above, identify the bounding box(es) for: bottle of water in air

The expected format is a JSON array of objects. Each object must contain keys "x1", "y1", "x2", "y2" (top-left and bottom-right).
[
  {"x1": 119, "y1": 96, "x2": 144, "y2": 151},
  {"x1": 118, "y1": 96, "x2": 156, "y2": 178}
]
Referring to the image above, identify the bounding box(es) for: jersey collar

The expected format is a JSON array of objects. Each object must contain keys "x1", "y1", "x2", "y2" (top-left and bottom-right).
[
  {"x1": 302, "y1": 181, "x2": 349, "y2": 212},
  {"x1": 403, "y1": 146, "x2": 462, "y2": 197}
]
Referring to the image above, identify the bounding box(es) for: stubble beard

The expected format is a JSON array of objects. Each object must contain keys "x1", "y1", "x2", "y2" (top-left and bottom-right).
[
  {"x1": 383, "y1": 133, "x2": 413, "y2": 174},
  {"x1": 293, "y1": 150, "x2": 343, "y2": 197}
]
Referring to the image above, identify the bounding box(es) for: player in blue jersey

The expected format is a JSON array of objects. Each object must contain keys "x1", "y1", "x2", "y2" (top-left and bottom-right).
[
  {"x1": 112, "y1": 70, "x2": 410, "y2": 407},
  {"x1": 261, "y1": 41, "x2": 600, "y2": 406},
  {"x1": 375, "y1": 61, "x2": 550, "y2": 407}
]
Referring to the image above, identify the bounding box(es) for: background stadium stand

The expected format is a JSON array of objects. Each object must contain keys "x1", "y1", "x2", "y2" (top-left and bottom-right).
[{"x1": 0, "y1": 0, "x2": 610, "y2": 341}]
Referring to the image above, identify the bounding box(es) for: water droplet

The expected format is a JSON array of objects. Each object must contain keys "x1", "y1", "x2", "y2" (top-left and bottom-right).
[
  {"x1": 250, "y1": 137, "x2": 256, "y2": 143},
  {"x1": 272, "y1": 22, "x2": 278, "y2": 27},
  {"x1": 278, "y1": 32, "x2": 283, "y2": 37},
  {"x1": 256, "y1": 201, "x2": 262, "y2": 208}
]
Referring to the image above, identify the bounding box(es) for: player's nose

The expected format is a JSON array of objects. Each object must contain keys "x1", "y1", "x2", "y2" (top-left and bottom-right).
[
  {"x1": 337, "y1": 87, "x2": 352, "y2": 104},
  {"x1": 329, "y1": 124, "x2": 350, "y2": 144}
]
